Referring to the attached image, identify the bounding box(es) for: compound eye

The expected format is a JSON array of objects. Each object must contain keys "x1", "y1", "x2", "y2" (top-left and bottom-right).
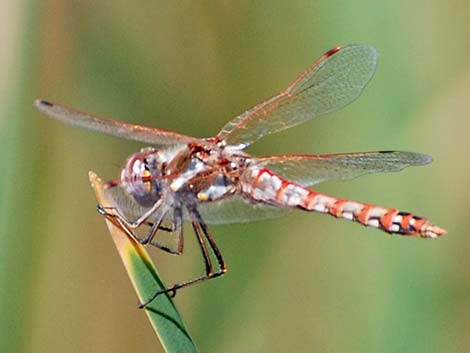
[{"x1": 121, "y1": 151, "x2": 163, "y2": 208}]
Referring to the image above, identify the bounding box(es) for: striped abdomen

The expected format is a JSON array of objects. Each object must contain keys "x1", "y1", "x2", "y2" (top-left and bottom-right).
[{"x1": 242, "y1": 167, "x2": 446, "y2": 238}]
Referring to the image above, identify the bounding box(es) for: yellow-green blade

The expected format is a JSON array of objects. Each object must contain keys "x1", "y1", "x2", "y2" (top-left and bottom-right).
[{"x1": 89, "y1": 171, "x2": 199, "y2": 353}]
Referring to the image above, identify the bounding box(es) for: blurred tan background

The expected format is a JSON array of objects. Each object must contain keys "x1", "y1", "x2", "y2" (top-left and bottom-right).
[{"x1": 1, "y1": 1, "x2": 469, "y2": 352}]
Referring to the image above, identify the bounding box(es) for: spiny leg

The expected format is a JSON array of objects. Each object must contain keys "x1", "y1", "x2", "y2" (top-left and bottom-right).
[
  {"x1": 97, "y1": 202, "x2": 169, "y2": 245},
  {"x1": 149, "y1": 206, "x2": 184, "y2": 255},
  {"x1": 174, "y1": 206, "x2": 184, "y2": 255},
  {"x1": 99, "y1": 202, "x2": 187, "y2": 256},
  {"x1": 192, "y1": 220, "x2": 213, "y2": 275},
  {"x1": 141, "y1": 208, "x2": 169, "y2": 245},
  {"x1": 138, "y1": 217, "x2": 214, "y2": 308},
  {"x1": 192, "y1": 207, "x2": 227, "y2": 275},
  {"x1": 138, "y1": 207, "x2": 227, "y2": 309},
  {"x1": 97, "y1": 197, "x2": 164, "y2": 229},
  {"x1": 153, "y1": 219, "x2": 213, "y2": 299}
]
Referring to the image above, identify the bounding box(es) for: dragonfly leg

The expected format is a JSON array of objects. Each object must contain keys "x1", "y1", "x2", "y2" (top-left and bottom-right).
[
  {"x1": 97, "y1": 201, "x2": 170, "y2": 247},
  {"x1": 140, "y1": 209, "x2": 169, "y2": 245},
  {"x1": 138, "y1": 207, "x2": 227, "y2": 309},
  {"x1": 97, "y1": 198, "x2": 165, "y2": 229},
  {"x1": 97, "y1": 205, "x2": 117, "y2": 216},
  {"x1": 148, "y1": 206, "x2": 184, "y2": 255},
  {"x1": 192, "y1": 219, "x2": 213, "y2": 275},
  {"x1": 192, "y1": 207, "x2": 227, "y2": 274}
]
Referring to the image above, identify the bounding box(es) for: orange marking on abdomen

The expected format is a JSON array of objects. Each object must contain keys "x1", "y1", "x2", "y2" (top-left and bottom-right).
[
  {"x1": 303, "y1": 190, "x2": 321, "y2": 210},
  {"x1": 328, "y1": 199, "x2": 346, "y2": 218},
  {"x1": 251, "y1": 169, "x2": 264, "y2": 189},
  {"x1": 412, "y1": 218, "x2": 426, "y2": 234},
  {"x1": 380, "y1": 209, "x2": 399, "y2": 231},
  {"x1": 400, "y1": 213, "x2": 413, "y2": 231},
  {"x1": 275, "y1": 180, "x2": 291, "y2": 203},
  {"x1": 357, "y1": 205, "x2": 373, "y2": 225}
]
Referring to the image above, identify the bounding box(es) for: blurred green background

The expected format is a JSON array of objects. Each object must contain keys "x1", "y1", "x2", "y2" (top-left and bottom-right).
[{"x1": 1, "y1": 1, "x2": 469, "y2": 352}]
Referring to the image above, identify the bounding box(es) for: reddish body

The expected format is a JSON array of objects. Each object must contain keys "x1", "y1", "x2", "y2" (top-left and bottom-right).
[{"x1": 35, "y1": 44, "x2": 446, "y2": 306}]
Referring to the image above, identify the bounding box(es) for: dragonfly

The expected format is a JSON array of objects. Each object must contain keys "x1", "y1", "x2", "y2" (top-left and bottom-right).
[{"x1": 35, "y1": 44, "x2": 446, "y2": 307}]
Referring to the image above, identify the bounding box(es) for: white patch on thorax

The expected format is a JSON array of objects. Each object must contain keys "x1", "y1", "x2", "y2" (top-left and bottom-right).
[
  {"x1": 201, "y1": 184, "x2": 231, "y2": 200},
  {"x1": 170, "y1": 158, "x2": 207, "y2": 192}
]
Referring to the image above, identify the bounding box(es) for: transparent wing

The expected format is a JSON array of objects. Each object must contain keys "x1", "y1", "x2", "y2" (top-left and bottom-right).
[
  {"x1": 34, "y1": 99, "x2": 203, "y2": 146},
  {"x1": 104, "y1": 183, "x2": 289, "y2": 225},
  {"x1": 216, "y1": 44, "x2": 378, "y2": 148},
  {"x1": 103, "y1": 183, "x2": 166, "y2": 223},
  {"x1": 198, "y1": 196, "x2": 290, "y2": 224},
  {"x1": 258, "y1": 151, "x2": 432, "y2": 186}
]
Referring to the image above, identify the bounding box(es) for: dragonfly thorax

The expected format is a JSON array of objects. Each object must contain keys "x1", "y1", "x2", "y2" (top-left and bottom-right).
[{"x1": 120, "y1": 148, "x2": 165, "y2": 207}]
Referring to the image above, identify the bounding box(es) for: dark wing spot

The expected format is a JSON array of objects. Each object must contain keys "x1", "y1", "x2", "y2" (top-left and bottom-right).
[{"x1": 38, "y1": 100, "x2": 53, "y2": 107}]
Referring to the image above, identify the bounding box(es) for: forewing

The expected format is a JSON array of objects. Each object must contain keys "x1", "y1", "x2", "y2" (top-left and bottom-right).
[
  {"x1": 258, "y1": 151, "x2": 432, "y2": 186},
  {"x1": 35, "y1": 99, "x2": 203, "y2": 146},
  {"x1": 216, "y1": 44, "x2": 378, "y2": 147}
]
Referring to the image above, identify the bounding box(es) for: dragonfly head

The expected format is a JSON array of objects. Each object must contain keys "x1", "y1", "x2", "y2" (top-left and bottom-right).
[{"x1": 120, "y1": 148, "x2": 165, "y2": 208}]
